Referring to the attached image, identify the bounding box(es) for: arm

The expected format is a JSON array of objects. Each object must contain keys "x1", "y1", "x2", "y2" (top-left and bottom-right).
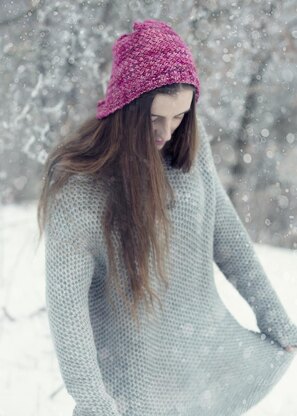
[
  {"x1": 45, "y1": 176, "x2": 122, "y2": 415},
  {"x1": 197, "y1": 117, "x2": 297, "y2": 350}
]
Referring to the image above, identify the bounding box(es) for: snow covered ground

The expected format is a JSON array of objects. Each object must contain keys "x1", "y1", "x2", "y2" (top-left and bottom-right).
[{"x1": 0, "y1": 201, "x2": 296, "y2": 416}]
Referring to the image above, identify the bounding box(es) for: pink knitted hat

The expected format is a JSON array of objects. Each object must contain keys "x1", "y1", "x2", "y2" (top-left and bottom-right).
[{"x1": 96, "y1": 19, "x2": 200, "y2": 119}]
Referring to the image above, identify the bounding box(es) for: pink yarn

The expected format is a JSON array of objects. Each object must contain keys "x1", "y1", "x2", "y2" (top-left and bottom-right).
[{"x1": 96, "y1": 19, "x2": 200, "y2": 119}]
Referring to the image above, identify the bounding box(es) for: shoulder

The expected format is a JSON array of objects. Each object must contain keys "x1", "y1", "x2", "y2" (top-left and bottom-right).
[
  {"x1": 58, "y1": 173, "x2": 104, "y2": 209},
  {"x1": 196, "y1": 114, "x2": 211, "y2": 153},
  {"x1": 195, "y1": 114, "x2": 216, "y2": 175},
  {"x1": 50, "y1": 173, "x2": 104, "y2": 214},
  {"x1": 46, "y1": 173, "x2": 106, "y2": 249}
]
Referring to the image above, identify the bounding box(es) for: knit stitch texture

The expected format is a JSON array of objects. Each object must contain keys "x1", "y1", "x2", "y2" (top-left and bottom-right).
[
  {"x1": 45, "y1": 115, "x2": 297, "y2": 416},
  {"x1": 96, "y1": 19, "x2": 200, "y2": 119}
]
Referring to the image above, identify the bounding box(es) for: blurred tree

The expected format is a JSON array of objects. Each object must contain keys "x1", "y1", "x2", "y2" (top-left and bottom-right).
[{"x1": 0, "y1": 0, "x2": 296, "y2": 248}]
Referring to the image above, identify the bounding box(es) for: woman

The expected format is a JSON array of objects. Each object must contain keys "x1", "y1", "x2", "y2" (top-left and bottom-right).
[{"x1": 37, "y1": 19, "x2": 297, "y2": 416}]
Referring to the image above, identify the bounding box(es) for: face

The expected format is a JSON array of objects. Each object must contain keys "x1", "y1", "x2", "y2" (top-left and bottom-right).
[{"x1": 150, "y1": 88, "x2": 194, "y2": 150}]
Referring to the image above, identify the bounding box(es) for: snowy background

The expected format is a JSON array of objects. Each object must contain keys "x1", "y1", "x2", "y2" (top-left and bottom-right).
[
  {"x1": 0, "y1": 202, "x2": 297, "y2": 416},
  {"x1": 1, "y1": 0, "x2": 297, "y2": 249},
  {"x1": 1, "y1": 0, "x2": 297, "y2": 415}
]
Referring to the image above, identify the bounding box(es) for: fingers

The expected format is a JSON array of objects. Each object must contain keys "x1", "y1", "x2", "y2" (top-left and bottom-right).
[{"x1": 285, "y1": 346, "x2": 297, "y2": 352}]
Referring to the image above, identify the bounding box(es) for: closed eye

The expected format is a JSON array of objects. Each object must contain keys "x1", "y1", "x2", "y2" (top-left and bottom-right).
[
  {"x1": 151, "y1": 113, "x2": 187, "y2": 122},
  {"x1": 151, "y1": 108, "x2": 191, "y2": 121}
]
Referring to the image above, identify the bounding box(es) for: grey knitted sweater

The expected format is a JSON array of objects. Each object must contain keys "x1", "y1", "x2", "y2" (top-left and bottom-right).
[{"x1": 45, "y1": 116, "x2": 297, "y2": 416}]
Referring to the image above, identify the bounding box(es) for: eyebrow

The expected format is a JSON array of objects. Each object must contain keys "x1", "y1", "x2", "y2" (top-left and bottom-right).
[{"x1": 150, "y1": 108, "x2": 191, "y2": 117}]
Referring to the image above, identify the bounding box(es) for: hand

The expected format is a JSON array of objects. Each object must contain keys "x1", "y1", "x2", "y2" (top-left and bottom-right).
[{"x1": 284, "y1": 345, "x2": 297, "y2": 353}]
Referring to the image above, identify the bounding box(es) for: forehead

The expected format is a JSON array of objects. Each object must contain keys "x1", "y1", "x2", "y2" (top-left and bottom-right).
[{"x1": 150, "y1": 89, "x2": 193, "y2": 116}]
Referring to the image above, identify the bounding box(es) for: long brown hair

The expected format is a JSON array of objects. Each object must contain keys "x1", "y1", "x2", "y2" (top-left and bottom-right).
[{"x1": 37, "y1": 82, "x2": 200, "y2": 326}]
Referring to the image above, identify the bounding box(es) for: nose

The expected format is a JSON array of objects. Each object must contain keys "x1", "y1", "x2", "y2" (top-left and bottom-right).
[{"x1": 158, "y1": 120, "x2": 173, "y2": 142}]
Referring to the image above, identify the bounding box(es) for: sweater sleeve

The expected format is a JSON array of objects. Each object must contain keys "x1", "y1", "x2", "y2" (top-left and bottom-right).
[
  {"x1": 45, "y1": 175, "x2": 122, "y2": 416},
  {"x1": 197, "y1": 117, "x2": 297, "y2": 350}
]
